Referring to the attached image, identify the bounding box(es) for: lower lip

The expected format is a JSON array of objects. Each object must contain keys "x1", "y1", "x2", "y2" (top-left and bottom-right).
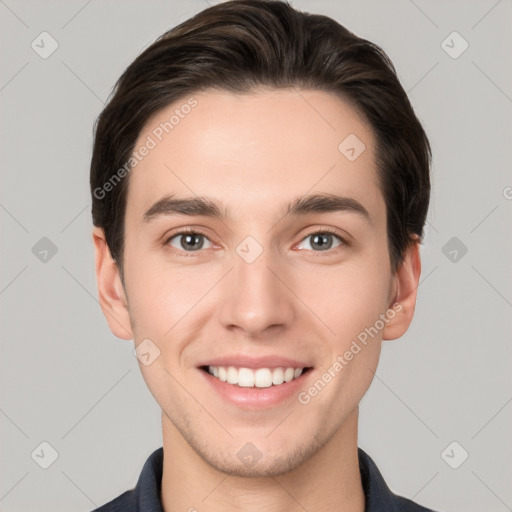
[{"x1": 199, "y1": 369, "x2": 311, "y2": 410}]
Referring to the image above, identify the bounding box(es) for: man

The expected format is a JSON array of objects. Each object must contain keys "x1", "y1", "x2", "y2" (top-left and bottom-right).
[{"x1": 90, "y1": 0, "x2": 437, "y2": 510}]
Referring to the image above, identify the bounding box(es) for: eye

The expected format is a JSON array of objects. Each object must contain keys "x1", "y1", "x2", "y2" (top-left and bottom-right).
[
  {"x1": 166, "y1": 230, "x2": 213, "y2": 252},
  {"x1": 163, "y1": 228, "x2": 348, "y2": 256},
  {"x1": 296, "y1": 230, "x2": 346, "y2": 252}
]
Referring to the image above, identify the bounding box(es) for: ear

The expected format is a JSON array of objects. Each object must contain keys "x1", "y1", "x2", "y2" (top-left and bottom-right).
[
  {"x1": 382, "y1": 237, "x2": 422, "y2": 341},
  {"x1": 92, "y1": 226, "x2": 133, "y2": 340}
]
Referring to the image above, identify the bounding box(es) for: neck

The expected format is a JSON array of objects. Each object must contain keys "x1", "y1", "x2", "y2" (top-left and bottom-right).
[{"x1": 160, "y1": 408, "x2": 365, "y2": 512}]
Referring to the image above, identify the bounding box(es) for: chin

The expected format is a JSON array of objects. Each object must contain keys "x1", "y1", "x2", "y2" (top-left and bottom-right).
[{"x1": 192, "y1": 434, "x2": 325, "y2": 478}]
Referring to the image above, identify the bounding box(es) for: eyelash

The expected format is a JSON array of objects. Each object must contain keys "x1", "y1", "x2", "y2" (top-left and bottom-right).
[{"x1": 163, "y1": 227, "x2": 349, "y2": 257}]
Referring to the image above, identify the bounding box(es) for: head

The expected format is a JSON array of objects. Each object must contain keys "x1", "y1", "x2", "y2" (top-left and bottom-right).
[{"x1": 91, "y1": 0, "x2": 430, "y2": 477}]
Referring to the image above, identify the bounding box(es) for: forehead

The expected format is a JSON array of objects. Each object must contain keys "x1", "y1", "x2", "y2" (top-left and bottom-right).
[{"x1": 125, "y1": 88, "x2": 383, "y2": 226}]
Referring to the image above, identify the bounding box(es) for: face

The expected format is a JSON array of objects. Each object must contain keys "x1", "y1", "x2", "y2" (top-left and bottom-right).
[{"x1": 94, "y1": 88, "x2": 419, "y2": 477}]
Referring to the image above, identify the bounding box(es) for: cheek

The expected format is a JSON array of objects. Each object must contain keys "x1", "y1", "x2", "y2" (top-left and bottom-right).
[
  {"x1": 299, "y1": 259, "x2": 392, "y2": 346},
  {"x1": 322, "y1": 338, "x2": 382, "y2": 430},
  {"x1": 124, "y1": 245, "x2": 217, "y2": 337}
]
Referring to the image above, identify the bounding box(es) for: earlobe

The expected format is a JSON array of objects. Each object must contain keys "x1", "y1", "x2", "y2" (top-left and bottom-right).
[
  {"x1": 92, "y1": 227, "x2": 133, "y2": 340},
  {"x1": 382, "y1": 238, "x2": 422, "y2": 341}
]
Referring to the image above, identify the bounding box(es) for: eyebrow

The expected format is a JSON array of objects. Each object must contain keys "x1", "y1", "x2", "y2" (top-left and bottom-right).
[{"x1": 142, "y1": 193, "x2": 371, "y2": 225}]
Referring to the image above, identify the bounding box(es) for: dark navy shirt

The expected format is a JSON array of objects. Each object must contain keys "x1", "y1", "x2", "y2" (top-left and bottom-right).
[{"x1": 92, "y1": 447, "x2": 438, "y2": 511}]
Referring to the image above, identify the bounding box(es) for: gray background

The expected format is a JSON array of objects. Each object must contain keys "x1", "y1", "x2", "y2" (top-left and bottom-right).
[{"x1": 1, "y1": 0, "x2": 511, "y2": 510}]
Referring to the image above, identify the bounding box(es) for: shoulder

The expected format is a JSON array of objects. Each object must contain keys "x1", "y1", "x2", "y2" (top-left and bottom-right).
[
  {"x1": 90, "y1": 489, "x2": 136, "y2": 512},
  {"x1": 89, "y1": 447, "x2": 164, "y2": 512},
  {"x1": 391, "y1": 493, "x2": 439, "y2": 512},
  {"x1": 358, "y1": 447, "x2": 440, "y2": 512}
]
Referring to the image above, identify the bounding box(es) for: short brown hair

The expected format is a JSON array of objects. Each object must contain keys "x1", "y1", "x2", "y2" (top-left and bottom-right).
[{"x1": 90, "y1": 0, "x2": 431, "y2": 283}]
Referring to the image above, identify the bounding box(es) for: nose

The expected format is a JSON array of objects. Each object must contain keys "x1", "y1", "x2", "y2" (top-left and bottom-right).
[{"x1": 219, "y1": 247, "x2": 295, "y2": 339}]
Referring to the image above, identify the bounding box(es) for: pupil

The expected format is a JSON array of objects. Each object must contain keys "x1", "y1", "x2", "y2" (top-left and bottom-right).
[
  {"x1": 182, "y1": 234, "x2": 203, "y2": 251},
  {"x1": 312, "y1": 233, "x2": 332, "y2": 251}
]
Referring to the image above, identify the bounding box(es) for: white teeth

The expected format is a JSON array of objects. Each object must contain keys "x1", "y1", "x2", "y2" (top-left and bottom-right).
[
  {"x1": 254, "y1": 368, "x2": 273, "y2": 388},
  {"x1": 272, "y1": 367, "x2": 284, "y2": 385},
  {"x1": 238, "y1": 367, "x2": 254, "y2": 387},
  {"x1": 207, "y1": 365, "x2": 306, "y2": 388},
  {"x1": 226, "y1": 366, "x2": 238, "y2": 385},
  {"x1": 284, "y1": 367, "x2": 295, "y2": 382}
]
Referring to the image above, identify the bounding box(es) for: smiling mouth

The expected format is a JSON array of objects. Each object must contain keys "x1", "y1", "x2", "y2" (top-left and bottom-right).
[{"x1": 200, "y1": 365, "x2": 312, "y2": 388}]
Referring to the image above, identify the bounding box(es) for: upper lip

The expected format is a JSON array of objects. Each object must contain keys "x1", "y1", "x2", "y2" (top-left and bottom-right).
[{"x1": 198, "y1": 355, "x2": 313, "y2": 370}]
